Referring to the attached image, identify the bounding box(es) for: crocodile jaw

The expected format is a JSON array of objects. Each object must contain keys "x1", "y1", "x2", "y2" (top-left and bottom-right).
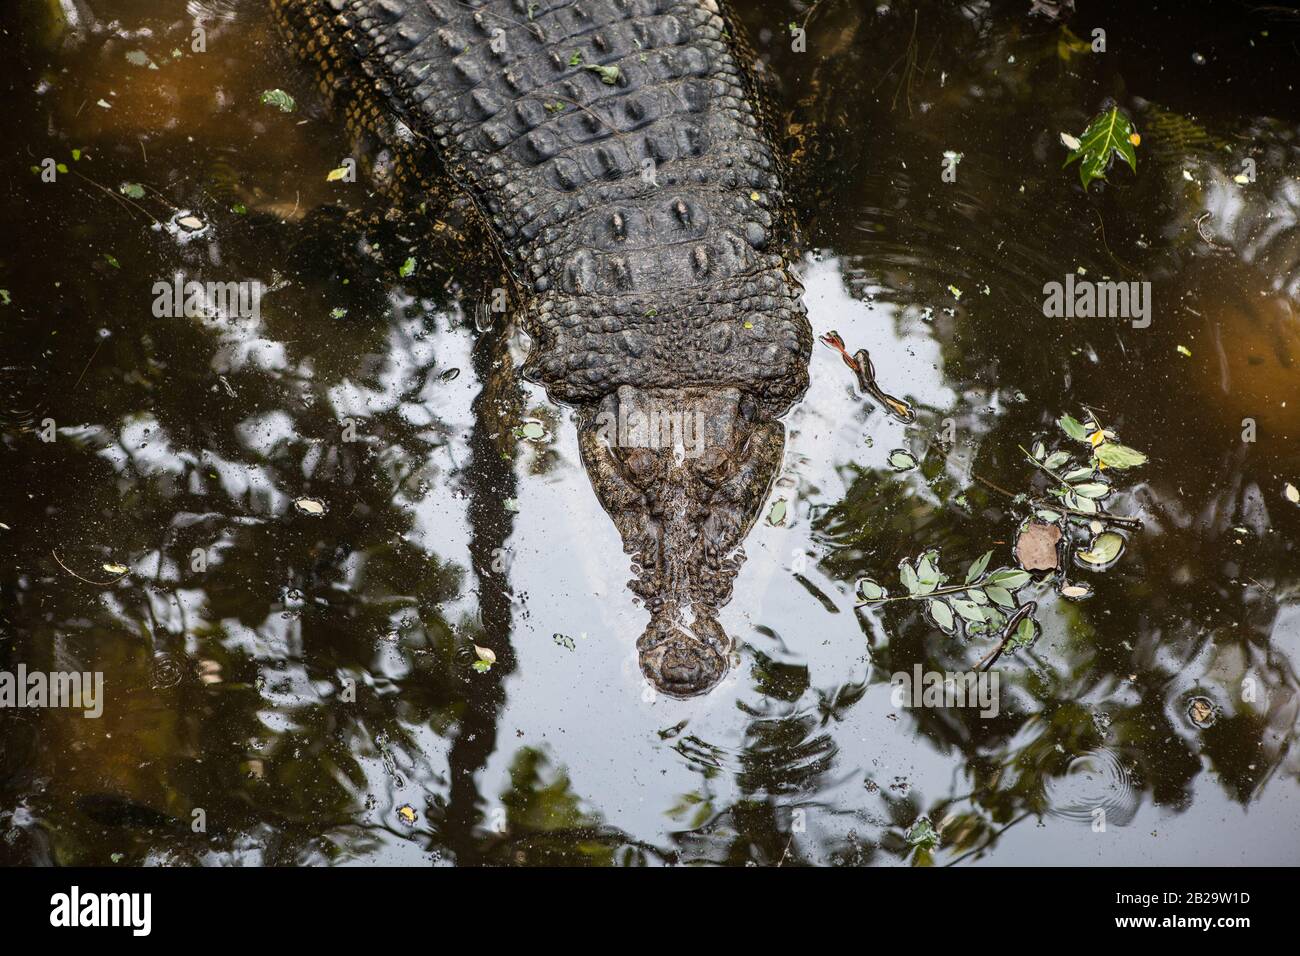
[{"x1": 578, "y1": 387, "x2": 785, "y2": 697}]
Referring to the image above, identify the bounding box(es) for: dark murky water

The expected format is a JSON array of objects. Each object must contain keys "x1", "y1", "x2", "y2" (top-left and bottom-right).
[{"x1": 2, "y1": 0, "x2": 1299, "y2": 865}]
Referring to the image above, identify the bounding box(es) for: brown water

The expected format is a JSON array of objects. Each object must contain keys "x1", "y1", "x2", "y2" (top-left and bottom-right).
[{"x1": 2, "y1": 0, "x2": 1299, "y2": 866}]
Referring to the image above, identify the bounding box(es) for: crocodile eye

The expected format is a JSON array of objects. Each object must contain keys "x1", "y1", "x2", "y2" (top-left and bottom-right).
[{"x1": 738, "y1": 393, "x2": 758, "y2": 422}]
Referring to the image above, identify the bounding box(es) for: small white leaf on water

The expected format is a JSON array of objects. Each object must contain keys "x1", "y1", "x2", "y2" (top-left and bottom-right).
[
  {"x1": 888, "y1": 450, "x2": 918, "y2": 471},
  {"x1": 474, "y1": 645, "x2": 496, "y2": 664},
  {"x1": 293, "y1": 497, "x2": 327, "y2": 516},
  {"x1": 1286, "y1": 483, "x2": 1300, "y2": 504},
  {"x1": 767, "y1": 498, "x2": 788, "y2": 526},
  {"x1": 1060, "y1": 132, "x2": 1081, "y2": 151}
]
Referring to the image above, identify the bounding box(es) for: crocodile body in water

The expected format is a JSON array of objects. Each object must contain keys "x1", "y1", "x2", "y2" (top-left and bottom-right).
[{"x1": 272, "y1": 0, "x2": 812, "y2": 697}]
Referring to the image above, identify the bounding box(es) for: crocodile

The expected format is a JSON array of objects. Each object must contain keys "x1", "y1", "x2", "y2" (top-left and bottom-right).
[{"x1": 272, "y1": 0, "x2": 812, "y2": 697}]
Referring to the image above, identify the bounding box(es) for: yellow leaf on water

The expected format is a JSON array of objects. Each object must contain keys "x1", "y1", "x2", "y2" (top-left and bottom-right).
[
  {"x1": 102, "y1": 563, "x2": 128, "y2": 575},
  {"x1": 326, "y1": 166, "x2": 349, "y2": 181},
  {"x1": 1285, "y1": 483, "x2": 1300, "y2": 505}
]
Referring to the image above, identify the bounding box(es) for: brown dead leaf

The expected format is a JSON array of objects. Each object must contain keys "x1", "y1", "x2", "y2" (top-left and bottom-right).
[{"x1": 1016, "y1": 521, "x2": 1063, "y2": 571}]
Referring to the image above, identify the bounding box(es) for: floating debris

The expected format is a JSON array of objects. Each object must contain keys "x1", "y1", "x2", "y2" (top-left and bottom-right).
[
  {"x1": 819, "y1": 331, "x2": 916, "y2": 423},
  {"x1": 472, "y1": 645, "x2": 496, "y2": 673},
  {"x1": 1187, "y1": 696, "x2": 1217, "y2": 729},
  {"x1": 293, "y1": 497, "x2": 328, "y2": 517},
  {"x1": 396, "y1": 804, "x2": 418, "y2": 826},
  {"x1": 518, "y1": 420, "x2": 546, "y2": 441},
  {"x1": 1016, "y1": 521, "x2": 1062, "y2": 571},
  {"x1": 124, "y1": 49, "x2": 158, "y2": 70},
  {"x1": 1284, "y1": 483, "x2": 1299, "y2": 505}
]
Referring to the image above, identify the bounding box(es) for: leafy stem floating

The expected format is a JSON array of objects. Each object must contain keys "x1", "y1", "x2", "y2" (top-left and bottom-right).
[
  {"x1": 1062, "y1": 103, "x2": 1139, "y2": 190},
  {"x1": 1018, "y1": 408, "x2": 1147, "y2": 590},
  {"x1": 1024, "y1": 409, "x2": 1146, "y2": 527},
  {"x1": 856, "y1": 549, "x2": 1034, "y2": 639}
]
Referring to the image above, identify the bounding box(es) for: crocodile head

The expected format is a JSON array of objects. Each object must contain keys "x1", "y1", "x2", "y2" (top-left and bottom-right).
[{"x1": 578, "y1": 386, "x2": 785, "y2": 698}]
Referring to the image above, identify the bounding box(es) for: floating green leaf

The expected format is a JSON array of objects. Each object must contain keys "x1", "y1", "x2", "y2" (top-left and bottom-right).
[
  {"x1": 857, "y1": 579, "x2": 885, "y2": 601},
  {"x1": 928, "y1": 599, "x2": 955, "y2": 633},
  {"x1": 399, "y1": 256, "x2": 416, "y2": 278},
  {"x1": 966, "y1": 549, "x2": 993, "y2": 583},
  {"x1": 1077, "y1": 531, "x2": 1125, "y2": 565},
  {"x1": 906, "y1": 817, "x2": 938, "y2": 849},
  {"x1": 1006, "y1": 616, "x2": 1038, "y2": 651},
  {"x1": 1063, "y1": 105, "x2": 1138, "y2": 189},
  {"x1": 916, "y1": 551, "x2": 944, "y2": 592},
  {"x1": 900, "y1": 561, "x2": 920, "y2": 595},
  {"x1": 767, "y1": 498, "x2": 788, "y2": 526},
  {"x1": 1094, "y1": 442, "x2": 1148, "y2": 470},
  {"x1": 1058, "y1": 413, "x2": 1089, "y2": 441},
  {"x1": 985, "y1": 585, "x2": 1016, "y2": 608},
  {"x1": 888, "y1": 450, "x2": 918, "y2": 471},
  {"x1": 1071, "y1": 481, "x2": 1111, "y2": 499},
  {"x1": 260, "y1": 88, "x2": 296, "y2": 112},
  {"x1": 987, "y1": 567, "x2": 1032, "y2": 589}
]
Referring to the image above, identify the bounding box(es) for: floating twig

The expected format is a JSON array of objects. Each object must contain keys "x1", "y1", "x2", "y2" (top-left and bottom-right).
[
  {"x1": 976, "y1": 601, "x2": 1037, "y2": 672},
  {"x1": 51, "y1": 548, "x2": 128, "y2": 586}
]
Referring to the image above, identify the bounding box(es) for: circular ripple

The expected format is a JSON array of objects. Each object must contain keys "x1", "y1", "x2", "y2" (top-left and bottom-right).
[
  {"x1": 150, "y1": 654, "x2": 191, "y2": 689},
  {"x1": 1042, "y1": 749, "x2": 1139, "y2": 827}
]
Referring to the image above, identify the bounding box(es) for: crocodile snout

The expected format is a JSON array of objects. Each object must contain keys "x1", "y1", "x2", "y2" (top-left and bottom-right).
[{"x1": 637, "y1": 613, "x2": 730, "y2": 698}]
